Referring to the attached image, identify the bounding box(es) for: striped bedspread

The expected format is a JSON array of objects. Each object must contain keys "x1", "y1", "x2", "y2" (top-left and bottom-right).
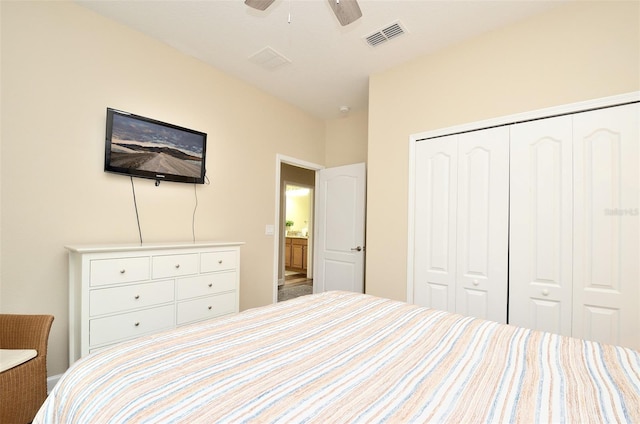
[{"x1": 36, "y1": 291, "x2": 639, "y2": 423}]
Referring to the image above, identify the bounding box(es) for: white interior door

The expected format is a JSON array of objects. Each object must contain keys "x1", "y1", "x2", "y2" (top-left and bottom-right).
[
  {"x1": 509, "y1": 116, "x2": 574, "y2": 336},
  {"x1": 315, "y1": 163, "x2": 366, "y2": 293},
  {"x1": 572, "y1": 103, "x2": 639, "y2": 349},
  {"x1": 456, "y1": 127, "x2": 509, "y2": 323},
  {"x1": 413, "y1": 135, "x2": 458, "y2": 313}
]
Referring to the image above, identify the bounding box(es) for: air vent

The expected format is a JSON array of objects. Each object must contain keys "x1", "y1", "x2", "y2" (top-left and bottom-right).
[
  {"x1": 248, "y1": 46, "x2": 291, "y2": 70},
  {"x1": 364, "y1": 21, "x2": 407, "y2": 47}
]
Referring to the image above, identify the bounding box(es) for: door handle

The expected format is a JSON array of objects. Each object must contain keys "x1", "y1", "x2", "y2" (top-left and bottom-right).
[{"x1": 351, "y1": 246, "x2": 364, "y2": 252}]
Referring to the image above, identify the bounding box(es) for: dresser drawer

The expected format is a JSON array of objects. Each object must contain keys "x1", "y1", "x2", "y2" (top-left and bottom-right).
[
  {"x1": 89, "y1": 304, "x2": 175, "y2": 347},
  {"x1": 176, "y1": 272, "x2": 236, "y2": 300},
  {"x1": 201, "y1": 251, "x2": 237, "y2": 273},
  {"x1": 89, "y1": 280, "x2": 175, "y2": 316},
  {"x1": 90, "y1": 257, "x2": 150, "y2": 287},
  {"x1": 176, "y1": 292, "x2": 236, "y2": 325},
  {"x1": 152, "y1": 253, "x2": 199, "y2": 279}
]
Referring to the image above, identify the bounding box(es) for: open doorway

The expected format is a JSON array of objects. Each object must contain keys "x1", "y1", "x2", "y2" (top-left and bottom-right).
[
  {"x1": 273, "y1": 157, "x2": 366, "y2": 303},
  {"x1": 280, "y1": 182, "x2": 314, "y2": 301},
  {"x1": 273, "y1": 156, "x2": 322, "y2": 303}
]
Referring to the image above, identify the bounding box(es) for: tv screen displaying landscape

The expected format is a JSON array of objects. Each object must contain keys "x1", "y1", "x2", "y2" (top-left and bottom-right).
[{"x1": 105, "y1": 109, "x2": 207, "y2": 184}]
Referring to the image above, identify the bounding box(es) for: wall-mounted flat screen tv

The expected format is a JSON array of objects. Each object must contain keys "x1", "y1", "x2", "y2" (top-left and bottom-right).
[{"x1": 104, "y1": 108, "x2": 207, "y2": 184}]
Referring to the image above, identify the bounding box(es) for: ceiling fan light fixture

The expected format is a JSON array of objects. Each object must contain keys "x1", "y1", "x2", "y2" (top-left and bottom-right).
[{"x1": 327, "y1": 0, "x2": 362, "y2": 26}]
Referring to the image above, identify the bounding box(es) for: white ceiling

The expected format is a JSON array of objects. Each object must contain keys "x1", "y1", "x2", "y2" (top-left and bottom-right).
[{"x1": 77, "y1": 0, "x2": 566, "y2": 120}]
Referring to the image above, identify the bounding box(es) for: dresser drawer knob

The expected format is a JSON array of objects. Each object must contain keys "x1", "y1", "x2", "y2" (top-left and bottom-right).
[
  {"x1": 218, "y1": 260, "x2": 223, "y2": 264},
  {"x1": 134, "y1": 295, "x2": 140, "y2": 300},
  {"x1": 175, "y1": 264, "x2": 181, "y2": 269},
  {"x1": 120, "y1": 269, "x2": 126, "y2": 274},
  {"x1": 208, "y1": 283, "x2": 213, "y2": 288},
  {"x1": 208, "y1": 306, "x2": 212, "y2": 310},
  {"x1": 134, "y1": 322, "x2": 140, "y2": 327}
]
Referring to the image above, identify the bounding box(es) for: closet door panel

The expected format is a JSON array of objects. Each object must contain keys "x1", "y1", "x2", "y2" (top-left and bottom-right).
[
  {"x1": 455, "y1": 127, "x2": 509, "y2": 323},
  {"x1": 509, "y1": 116, "x2": 573, "y2": 336},
  {"x1": 573, "y1": 103, "x2": 639, "y2": 349},
  {"x1": 529, "y1": 299, "x2": 563, "y2": 333},
  {"x1": 413, "y1": 136, "x2": 458, "y2": 312}
]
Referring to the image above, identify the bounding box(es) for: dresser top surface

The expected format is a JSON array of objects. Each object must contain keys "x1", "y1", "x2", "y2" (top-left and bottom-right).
[{"x1": 65, "y1": 241, "x2": 244, "y2": 254}]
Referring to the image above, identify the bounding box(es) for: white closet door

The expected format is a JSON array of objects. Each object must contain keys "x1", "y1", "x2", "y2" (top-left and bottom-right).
[
  {"x1": 572, "y1": 103, "x2": 639, "y2": 349},
  {"x1": 509, "y1": 116, "x2": 573, "y2": 336},
  {"x1": 413, "y1": 135, "x2": 458, "y2": 312},
  {"x1": 456, "y1": 127, "x2": 509, "y2": 323}
]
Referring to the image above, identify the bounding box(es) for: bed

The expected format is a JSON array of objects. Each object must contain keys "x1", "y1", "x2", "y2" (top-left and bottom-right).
[{"x1": 36, "y1": 291, "x2": 639, "y2": 423}]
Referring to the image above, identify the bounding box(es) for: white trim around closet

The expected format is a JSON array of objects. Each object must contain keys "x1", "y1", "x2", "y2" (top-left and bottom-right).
[{"x1": 406, "y1": 91, "x2": 640, "y2": 304}]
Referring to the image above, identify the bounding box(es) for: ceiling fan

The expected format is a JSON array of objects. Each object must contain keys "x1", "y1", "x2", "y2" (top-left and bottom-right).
[{"x1": 244, "y1": 0, "x2": 362, "y2": 26}]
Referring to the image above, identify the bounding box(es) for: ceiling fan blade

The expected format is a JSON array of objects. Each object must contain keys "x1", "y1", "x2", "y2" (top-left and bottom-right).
[
  {"x1": 244, "y1": 0, "x2": 276, "y2": 11},
  {"x1": 327, "y1": 0, "x2": 362, "y2": 26}
]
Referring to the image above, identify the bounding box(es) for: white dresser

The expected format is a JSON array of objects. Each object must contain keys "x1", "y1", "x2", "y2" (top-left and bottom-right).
[{"x1": 67, "y1": 241, "x2": 243, "y2": 364}]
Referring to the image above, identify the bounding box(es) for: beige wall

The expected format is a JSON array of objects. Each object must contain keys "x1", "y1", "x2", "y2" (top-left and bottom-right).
[
  {"x1": 325, "y1": 109, "x2": 368, "y2": 167},
  {"x1": 1, "y1": 2, "x2": 325, "y2": 375},
  {"x1": 366, "y1": 1, "x2": 640, "y2": 301}
]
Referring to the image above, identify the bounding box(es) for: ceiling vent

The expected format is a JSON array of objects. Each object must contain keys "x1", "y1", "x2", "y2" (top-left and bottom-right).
[
  {"x1": 248, "y1": 46, "x2": 291, "y2": 70},
  {"x1": 364, "y1": 21, "x2": 407, "y2": 47}
]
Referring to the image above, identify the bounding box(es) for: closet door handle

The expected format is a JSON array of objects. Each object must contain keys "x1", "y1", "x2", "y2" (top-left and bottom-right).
[{"x1": 351, "y1": 246, "x2": 363, "y2": 252}]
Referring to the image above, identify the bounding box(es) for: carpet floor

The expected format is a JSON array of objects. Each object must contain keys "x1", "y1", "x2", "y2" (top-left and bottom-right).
[
  {"x1": 278, "y1": 283, "x2": 313, "y2": 302},
  {"x1": 278, "y1": 272, "x2": 313, "y2": 302}
]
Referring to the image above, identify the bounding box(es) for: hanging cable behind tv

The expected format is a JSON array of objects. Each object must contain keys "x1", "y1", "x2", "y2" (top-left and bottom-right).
[
  {"x1": 129, "y1": 176, "x2": 205, "y2": 244},
  {"x1": 130, "y1": 176, "x2": 143, "y2": 245}
]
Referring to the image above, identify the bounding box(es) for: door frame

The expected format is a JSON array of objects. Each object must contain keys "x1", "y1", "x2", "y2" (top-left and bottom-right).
[{"x1": 273, "y1": 154, "x2": 323, "y2": 304}]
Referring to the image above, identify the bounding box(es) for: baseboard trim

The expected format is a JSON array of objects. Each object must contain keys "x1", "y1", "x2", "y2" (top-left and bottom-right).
[{"x1": 47, "y1": 374, "x2": 63, "y2": 394}]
